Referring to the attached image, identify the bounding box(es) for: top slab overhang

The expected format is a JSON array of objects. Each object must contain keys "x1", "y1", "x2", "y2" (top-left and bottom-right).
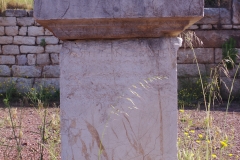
[{"x1": 34, "y1": 0, "x2": 204, "y2": 40}]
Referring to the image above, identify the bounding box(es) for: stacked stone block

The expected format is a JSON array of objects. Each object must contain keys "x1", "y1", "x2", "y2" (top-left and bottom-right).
[
  {"x1": 0, "y1": 10, "x2": 61, "y2": 91},
  {"x1": 0, "y1": 4, "x2": 240, "y2": 99},
  {"x1": 178, "y1": 2, "x2": 240, "y2": 99}
]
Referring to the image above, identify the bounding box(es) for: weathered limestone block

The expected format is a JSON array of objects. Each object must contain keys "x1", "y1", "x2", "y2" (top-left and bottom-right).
[
  {"x1": 193, "y1": 30, "x2": 240, "y2": 48},
  {"x1": 233, "y1": 25, "x2": 240, "y2": 29},
  {"x1": 50, "y1": 53, "x2": 59, "y2": 64},
  {"x1": 237, "y1": 49, "x2": 240, "y2": 63},
  {"x1": 178, "y1": 48, "x2": 214, "y2": 64},
  {"x1": 212, "y1": 25, "x2": 218, "y2": 29},
  {"x1": 28, "y1": 10, "x2": 33, "y2": 17},
  {"x1": 221, "y1": 67, "x2": 240, "y2": 78},
  {"x1": 0, "y1": 36, "x2": 13, "y2": 44},
  {"x1": 45, "y1": 29, "x2": 54, "y2": 36},
  {"x1": 5, "y1": 26, "x2": 19, "y2": 36},
  {"x1": 205, "y1": 64, "x2": 217, "y2": 76},
  {"x1": 12, "y1": 65, "x2": 42, "y2": 77},
  {"x1": 28, "y1": 26, "x2": 44, "y2": 36},
  {"x1": 60, "y1": 38, "x2": 181, "y2": 160},
  {"x1": 16, "y1": 55, "x2": 27, "y2": 65},
  {"x1": 178, "y1": 77, "x2": 206, "y2": 90},
  {"x1": 0, "y1": 78, "x2": 13, "y2": 92},
  {"x1": 221, "y1": 25, "x2": 233, "y2": 29},
  {"x1": 37, "y1": 53, "x2": 50, "y2": 65},
  {"x1": 42, "y1": 65, "x2": 60, "y2": 77},
  {"x1": 5, "y1": 9, "x2": 27, "y2": 17},
  {"x1": 34, "y1": 21, "x2": 41, "y2": 26},
  {"x1": 0, "y1": 55, "x2": 15, "y2": 64},
  {"x1": 13, "y1": 36, "x2": 36, "y2": 45},
  {"x1": 215, "y1": 48, "x2": 222, "y2": 63},
  {"x1": 196, "y1": 8, "x2": 231, "y2": 24},
  {"x1": 188, "y1": 25, "x2": 199, "y2": 30},
  {"x1": 0, "y1": 65, "x2": 11, "y2": 76},
  {"x1": 34, "y1": 0, "x2": 203, "y2": 39},
  {"x1": 200, "y1": 24, "x2": 212, "y2": 29},
  {"x1": 20, "y1": 45, "x2": 44, "y2": 54},
  {"x1": 233, "y1": 0, "x2": 240, "y2": 24},
  {"x1": 0, "y1": 27, "x2": 4, "y2": 35},
  {"x1": 34, "y1": 78, "x2": 59, "y2": 89},
  {"x1": 220, "y1": 77, "x2": 240, "y2": 100},
  {"x1": 0, "y1": 77, "x2": 32, "y2": 93},
  {"x1": 19, "y1": 27, "x2": 27, "y2": 36},
  {"x1": 27, "y1": 54, "x2": 36, "y2": 65},
  {"x1": 36, "y1": 36, "x2": 59, "y2": 45},
  {"x1": 2, "y1": 45, "x2": 19, "y2": 54},
  {"x1": 17, "y1": 17, "x2": 35, "y2": 26},
  {"x1": 0, "y1": 17, "x2": 16, "y2": 26},
  {"x1": 12, "y1": 77, "x2": 34, "y2": 92},
  {"x1": 177, "y1": 64, "x2": 206, "y2": 77},
  {"x1": 45, "y1": 45, "x2": 62, "y2": 53},
  {"x1": 215, "y1": 48, "x2": 240, "y2": 63}
]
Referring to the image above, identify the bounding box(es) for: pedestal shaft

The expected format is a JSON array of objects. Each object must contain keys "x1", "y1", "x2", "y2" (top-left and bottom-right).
[{"x1": 60, "y1": 37, "x2": 182, "y2": 160}]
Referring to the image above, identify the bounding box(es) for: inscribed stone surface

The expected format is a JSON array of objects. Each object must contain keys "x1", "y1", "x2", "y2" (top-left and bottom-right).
[{"x1": 60, "y1": 37, "x2": 182, "y2": 160}]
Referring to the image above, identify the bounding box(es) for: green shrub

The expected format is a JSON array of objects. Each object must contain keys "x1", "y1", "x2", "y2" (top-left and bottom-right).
[
  {"x1": 26, "y1": 85, "x2": 60, "y2": 107},
  {"x1": 178, "y1": 78, "x2": 208, "y2": 107}
]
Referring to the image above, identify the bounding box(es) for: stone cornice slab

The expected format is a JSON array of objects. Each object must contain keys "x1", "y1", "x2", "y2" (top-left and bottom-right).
[{"x1": 34, "y1": 0, "x2": 204, "y2": 40}]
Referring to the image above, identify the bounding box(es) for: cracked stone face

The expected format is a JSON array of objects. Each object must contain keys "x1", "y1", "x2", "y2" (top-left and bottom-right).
[
  {"x1": 34, "y1": 0, "x2": 203, "y2": 39},
  {"x1": 34, "y1": 0, "x2": 203, "y2": 19},
  {"x1": 60, "y1": 38, "x2": 182, "y2": 160}
]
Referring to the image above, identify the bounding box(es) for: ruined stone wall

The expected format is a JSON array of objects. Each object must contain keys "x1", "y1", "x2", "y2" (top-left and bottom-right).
[
  {"x1": 178, "y1": 0, "x2": 240, "y2": 99},
  {"x1": 0, "y1": 1, "x2": 240, "y2": 97},
  {"x1": 0, "y1": 10, "x2": 61, "y2": 92}
]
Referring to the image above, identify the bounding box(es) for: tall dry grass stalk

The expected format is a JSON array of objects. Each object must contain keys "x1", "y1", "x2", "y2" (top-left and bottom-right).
[{"x1": 178, "y1": 31, "x2": 238, "y2": 159}]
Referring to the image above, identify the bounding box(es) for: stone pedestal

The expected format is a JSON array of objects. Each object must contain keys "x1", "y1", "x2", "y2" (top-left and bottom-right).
[
  {"x1": 60, "y1": 38, "x2": 182, "y2": 159},
  {"x1": 34, "y1": 0, "x2": 203, "y2": 159}
]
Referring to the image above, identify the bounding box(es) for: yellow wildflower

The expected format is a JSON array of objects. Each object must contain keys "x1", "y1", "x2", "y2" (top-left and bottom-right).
[
  {"x1": 198, "y1": 134, "x2": 203, "y2": 139},
  {"x1": 212, "y1": 154, "x2": 217, "y2": 159},
  {"x1": 196, "y1": 140, "x2": 201, "y2": 143},
  {"x1": 184, "y1": 132, "x2": 189, "y2": 136},
  {"x1": 179, "y1": 109, "x2": 184, "y2": 113},
  {"x1": 190, "y1": 130, "x2": 195, "y2": 133},
  {"x1": 228, "y1": 154, "x2": 233, "y2": 157},
  {"x1": 220, "y1": 141, "x2": 228, "y2": 148}
]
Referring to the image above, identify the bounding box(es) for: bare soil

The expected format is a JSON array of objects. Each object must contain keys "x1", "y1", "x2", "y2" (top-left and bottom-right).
[
  {"x1": 0, "y1": 102, "x2": 239, "y2": 160},
  {"x1": 179, "y1": 102, "x2": 240, "y2": 159}
]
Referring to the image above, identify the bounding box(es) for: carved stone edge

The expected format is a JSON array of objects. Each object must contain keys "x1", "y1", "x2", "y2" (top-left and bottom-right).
[{"x1": 35, "y1": 17, "x2": 203, "y2": 40}]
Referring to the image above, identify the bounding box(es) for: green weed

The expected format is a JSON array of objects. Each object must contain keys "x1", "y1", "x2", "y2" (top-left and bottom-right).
[
  {"x1": 178, "y1": 78, "x2": 207, "y2": 107},
  {"x1": 26, "y1": 85, "x2": 60, "y2": 107}
]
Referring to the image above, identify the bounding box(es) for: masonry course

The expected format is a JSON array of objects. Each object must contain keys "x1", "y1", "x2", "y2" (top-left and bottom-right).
[
  {"x1": 0, "y1": 10, "x2": 61, "y2": 91},
  {"x1": 0, "y1": 7, "x2": 239, "y2": 99}
]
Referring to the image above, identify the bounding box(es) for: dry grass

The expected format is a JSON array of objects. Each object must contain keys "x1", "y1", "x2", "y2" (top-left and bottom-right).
[{"x1": 0, "y1": 0, "x2": 33, "y2": 12}]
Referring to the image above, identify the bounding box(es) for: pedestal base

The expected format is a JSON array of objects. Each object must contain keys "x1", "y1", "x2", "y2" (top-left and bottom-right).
[{"x1": 60, "y1": 37, "x2": 182, "y2": 160}]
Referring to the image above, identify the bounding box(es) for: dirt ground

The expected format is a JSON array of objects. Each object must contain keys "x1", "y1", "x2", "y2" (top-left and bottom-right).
[
  {"x1": 178, "y1": 102, "x2": 240, "y2": 160},
  {"x1": 0, "y1": 102, "x2": 239, "y2": 160}
]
